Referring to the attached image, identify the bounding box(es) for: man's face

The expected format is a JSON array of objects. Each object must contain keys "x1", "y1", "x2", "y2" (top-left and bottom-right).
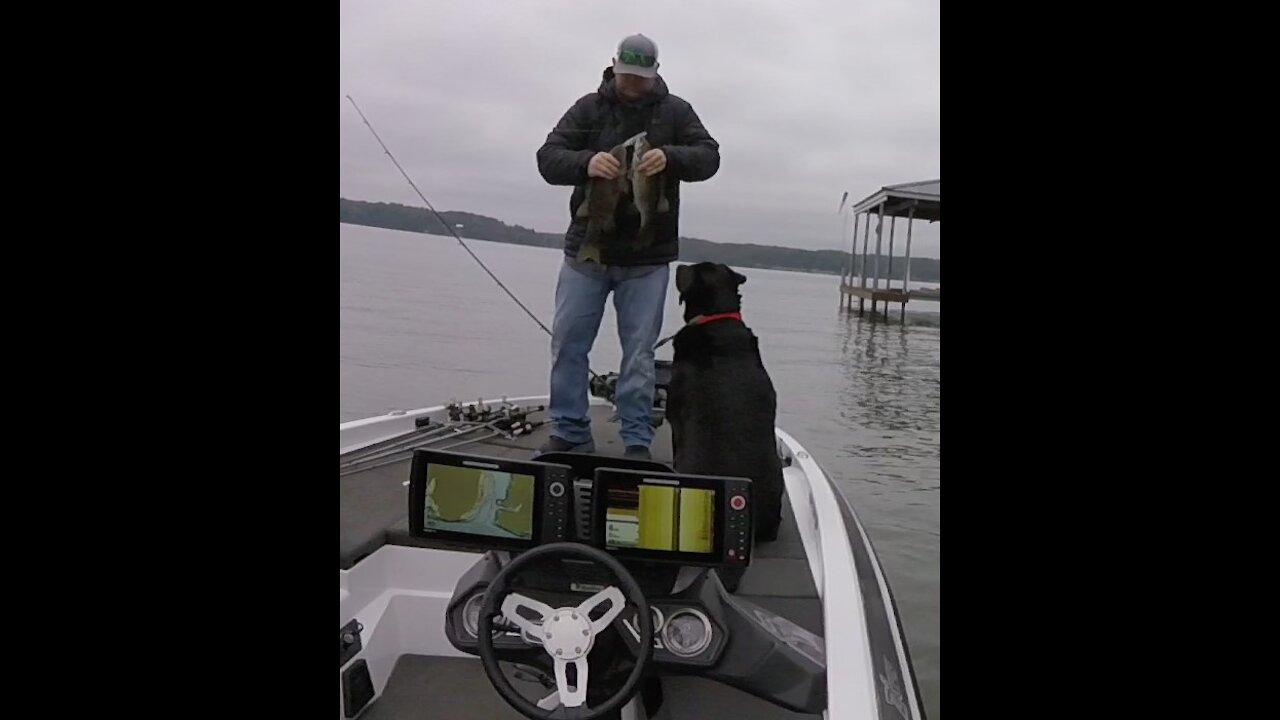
[{"x1": 615, "y1": 72, "x2": 656, "y2": 102}]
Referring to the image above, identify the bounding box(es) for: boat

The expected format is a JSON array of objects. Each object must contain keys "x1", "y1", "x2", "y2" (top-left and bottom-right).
[{"x1": 339, "y1": 385, "x2": 927, "y2": 719}]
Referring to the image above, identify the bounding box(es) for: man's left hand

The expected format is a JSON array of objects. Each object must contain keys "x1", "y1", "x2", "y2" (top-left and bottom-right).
[{"x1": 636, "y1": 149, "x2": 667, "y2": 176}]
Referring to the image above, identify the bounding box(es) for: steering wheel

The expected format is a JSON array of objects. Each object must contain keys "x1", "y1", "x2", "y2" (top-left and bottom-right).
[{"x1": 477, "y1": 542, "x2": 654, "y2": 720}]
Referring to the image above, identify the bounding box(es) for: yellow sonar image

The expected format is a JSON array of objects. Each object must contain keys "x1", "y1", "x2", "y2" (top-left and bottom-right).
[
  {"x1": 424, "y1": 464, "x2": 534, "y2": 539},
  {"x1": 605, "y1": 482, "x2": 714, "y2": 554}
]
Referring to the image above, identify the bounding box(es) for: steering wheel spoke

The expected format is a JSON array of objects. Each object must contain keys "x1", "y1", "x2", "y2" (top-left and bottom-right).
[
  {"x1": 553, "y1": 657, "x2": 589, "y2": 708},
  {"x1": 501, "y1": 592, "x2": 555, "y2": 637},
  {"x1": 577, "y1": 586, "x2": 626, "y2": 634}
]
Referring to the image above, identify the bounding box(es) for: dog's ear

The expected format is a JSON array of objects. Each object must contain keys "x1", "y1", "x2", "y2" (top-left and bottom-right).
[{"x1": 675, "y1": 264, "x2": 694, "y2": 295}]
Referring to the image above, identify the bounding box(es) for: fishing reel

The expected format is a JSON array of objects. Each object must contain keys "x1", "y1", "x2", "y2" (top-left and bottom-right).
[
  {"x1": 444, "y1": 397, "x2": 545, "y2": 423},
  {"x1": 438, "y1": 398, "x2": 549, "y2": 438}
]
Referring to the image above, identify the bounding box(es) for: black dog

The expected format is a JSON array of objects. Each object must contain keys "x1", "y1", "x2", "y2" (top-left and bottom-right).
[{"x1": 667, "y1": 262, "x2": 784, "y2": 549}]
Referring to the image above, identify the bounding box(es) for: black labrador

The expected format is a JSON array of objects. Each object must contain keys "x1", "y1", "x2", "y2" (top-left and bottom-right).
[{"x1": 667, "y1": 262, "x2": 784, "y2": 549}]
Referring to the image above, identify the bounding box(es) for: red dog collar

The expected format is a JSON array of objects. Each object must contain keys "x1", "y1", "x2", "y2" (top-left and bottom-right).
[
  {"x1": 653, "y1": 312, "x2": 743, "y2": 349},
  {"x1": 692, "y1": 312, "x2": 742, "y2": 325}
]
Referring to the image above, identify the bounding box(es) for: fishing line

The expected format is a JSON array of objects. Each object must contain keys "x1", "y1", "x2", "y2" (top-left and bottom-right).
[{"x1": 347, "y1": 95, "x2": 602, "y2": 380}]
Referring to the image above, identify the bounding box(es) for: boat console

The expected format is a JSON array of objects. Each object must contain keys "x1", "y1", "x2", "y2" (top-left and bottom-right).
[{"x1": 405, "y1": 449, "x2": 826, "y2": 719}]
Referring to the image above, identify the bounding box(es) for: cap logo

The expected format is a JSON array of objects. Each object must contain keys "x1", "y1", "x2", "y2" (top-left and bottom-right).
[{"x1": 617, "y1": 48, "x2": 656, "y2": 68}]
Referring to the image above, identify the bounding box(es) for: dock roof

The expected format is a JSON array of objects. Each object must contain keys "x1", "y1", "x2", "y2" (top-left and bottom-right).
[{"x1": 851, "y1": 179, "x2": 940, "y2": 221}]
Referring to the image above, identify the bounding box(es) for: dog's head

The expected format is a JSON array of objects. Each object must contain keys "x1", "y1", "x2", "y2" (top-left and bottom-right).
[{"x1": 675, "y1": 262, "x2": 747, "y2": 319}]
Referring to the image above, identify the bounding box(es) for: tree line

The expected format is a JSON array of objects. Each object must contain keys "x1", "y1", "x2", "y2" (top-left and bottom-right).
[{"x1": 340, "y1": 198, "x2": 940, "y2": 282}]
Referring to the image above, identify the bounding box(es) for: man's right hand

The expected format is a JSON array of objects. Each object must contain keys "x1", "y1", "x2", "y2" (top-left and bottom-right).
[{"x1": 588, "y1": 152, "x2": 622, "y2": 179}]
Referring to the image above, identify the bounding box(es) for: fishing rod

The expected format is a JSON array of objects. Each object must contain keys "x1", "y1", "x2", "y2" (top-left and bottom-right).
[
  {"x1": 346, "y1": 95, "x2": 600, "y2": 380},
  {"x1": 339, "y1": 419, "x2": 545, "y2": 477}
]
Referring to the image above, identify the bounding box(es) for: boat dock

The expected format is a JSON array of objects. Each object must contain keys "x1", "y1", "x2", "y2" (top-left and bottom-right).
[{"x1": 838, "y1": 179, "x2": 940, "y2": 322}]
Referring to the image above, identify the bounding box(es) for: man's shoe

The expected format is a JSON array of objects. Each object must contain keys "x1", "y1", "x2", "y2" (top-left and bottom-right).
[
  {"x1": 537, "y1": 436, "x2": 595, "y2": 454},
  {"x1": 624, "y1": 445, "x2": 652, "y2": 461}
]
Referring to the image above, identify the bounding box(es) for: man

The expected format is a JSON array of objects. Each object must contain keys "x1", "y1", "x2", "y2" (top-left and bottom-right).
[{"x1": 536, "y1": 33, "x2": 720, "y2": 460}]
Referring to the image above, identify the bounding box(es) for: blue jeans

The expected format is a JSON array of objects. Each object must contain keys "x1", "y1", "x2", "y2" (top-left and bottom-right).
[{"x1": 549, "y1": 258, "x2": 670, "y2": 447}]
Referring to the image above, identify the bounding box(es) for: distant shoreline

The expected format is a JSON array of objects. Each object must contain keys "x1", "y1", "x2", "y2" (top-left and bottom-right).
[{"x1": 340, "y1": 197, "x2": 940, "y2": 284}]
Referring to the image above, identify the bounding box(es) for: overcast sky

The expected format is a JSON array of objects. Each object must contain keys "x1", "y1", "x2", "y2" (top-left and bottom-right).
[{"x1": 340, "y1": 0, "x2": 940, "y2": 259}]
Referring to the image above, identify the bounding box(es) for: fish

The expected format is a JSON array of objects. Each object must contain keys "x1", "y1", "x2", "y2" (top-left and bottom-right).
[
  {"x1": 628, "y1": 132, "x2": 669, "y2": 248},
  {"x1": 574, "y1": 141, "x2": 631, "y2": 264},
  {"x1": 573, "y1": 132, "x2": 669, "y2": 262}
]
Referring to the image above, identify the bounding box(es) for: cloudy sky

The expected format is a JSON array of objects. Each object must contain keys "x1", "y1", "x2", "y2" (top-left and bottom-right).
[{"x1": 340, "y1": 0, "x2": 940, "y2": 259}]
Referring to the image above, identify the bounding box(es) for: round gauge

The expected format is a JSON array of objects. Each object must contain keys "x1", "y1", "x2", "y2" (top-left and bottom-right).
[
  {"x1": 464, "y1": 593, "x2": 526, "y2": 638},
  {"x1": 661, "y1": 608, "x2": 713, "y2": 657},
  {"x1": 651, "y1": 606, "x2": 666, "y2": 634},
  {"x1": 462, "y1": 593, "x2": 484, "y2": 637}
]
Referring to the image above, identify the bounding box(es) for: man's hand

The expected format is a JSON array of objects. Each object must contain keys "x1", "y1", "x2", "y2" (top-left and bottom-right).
[
  {"x1": 588, "y1": 152, "x2": 622, "y2": 179},
  {"x1": 635, "y1": 149, "x2": 667, "y2": 177}
]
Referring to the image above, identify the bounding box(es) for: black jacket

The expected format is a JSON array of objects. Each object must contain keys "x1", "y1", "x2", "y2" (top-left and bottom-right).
[{"x1": 536, "y1": 68, "x2": 720, "y2": 266}]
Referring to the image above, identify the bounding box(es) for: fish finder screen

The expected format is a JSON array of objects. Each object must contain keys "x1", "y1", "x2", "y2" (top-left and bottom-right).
[
  {"x1": 605, "y1": 480, "x2": 715, "y2": 554},
  {"x1": 423, "y1": 464, "x2": 536, "y2": 540}
]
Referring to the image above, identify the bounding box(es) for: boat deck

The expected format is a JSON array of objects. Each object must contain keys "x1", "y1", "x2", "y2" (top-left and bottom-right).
[
  {"x1": 360, "y1": 654, "x2": 822, "y2": 720},
  {"x1": 341, "y1": 403, "x2": 823, "y2": 719}
]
